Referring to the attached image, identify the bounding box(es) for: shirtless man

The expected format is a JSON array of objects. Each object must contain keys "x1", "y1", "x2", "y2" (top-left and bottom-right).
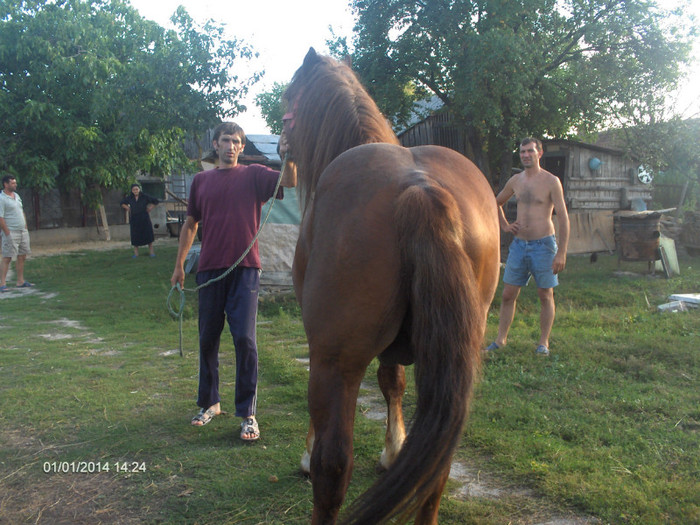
[{"x1": 486, "y1": 138, "x2": 570, "y2": 356}]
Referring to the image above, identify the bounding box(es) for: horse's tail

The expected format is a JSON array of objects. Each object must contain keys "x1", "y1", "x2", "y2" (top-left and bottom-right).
[{"x1": 343, "y1": 174, "x2": 484, "y2": 524}]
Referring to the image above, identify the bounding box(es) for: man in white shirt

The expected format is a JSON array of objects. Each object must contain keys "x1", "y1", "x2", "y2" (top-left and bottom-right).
[{"x1": 1, "y1": 174, "x2": 33, "y2": 292}]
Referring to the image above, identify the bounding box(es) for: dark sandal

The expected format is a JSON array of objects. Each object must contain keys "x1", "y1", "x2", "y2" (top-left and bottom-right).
[
  {"x1": 241, "y1": 416, "x2": 260, "y2": 441},
  {"x1": 191, "y1": 407, "x2": 218, "y2": 426}
]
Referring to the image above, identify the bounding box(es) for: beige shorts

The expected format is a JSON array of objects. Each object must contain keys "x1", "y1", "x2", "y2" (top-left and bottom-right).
[{"x1": 1, "y1": 230, "x2": 31, "y2": 258}]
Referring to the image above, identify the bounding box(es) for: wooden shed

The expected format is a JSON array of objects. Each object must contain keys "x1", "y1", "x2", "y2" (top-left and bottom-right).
[
  {"x1": 541, "y1": 139, "x2": 653, "y2": 254},
  {"x1": 542, "y1": 139, "x2": 651, "y2": 211}
]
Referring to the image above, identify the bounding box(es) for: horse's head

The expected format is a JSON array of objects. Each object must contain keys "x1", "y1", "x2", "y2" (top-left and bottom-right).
[
  {"x1": 283, "y1": 47, "x2": 320, "y2": 113},
  {"x1": 282, "y1": 48, "x2": 398, "y2": 212}
]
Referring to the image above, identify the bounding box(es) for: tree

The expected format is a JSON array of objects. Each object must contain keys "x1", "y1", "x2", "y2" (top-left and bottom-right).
[
  {"x1": 0, "y1": 0, "x2": 261, "y2": 206},
  {"x1": 606, "y1": 116, "x2": 700, "y2": 212},
  {"x1": 255, "y1": 82, "x2": 288, "y2": 135},
  {"x1": 342, "y1": 0, "x2": 697, "y2": 186}
]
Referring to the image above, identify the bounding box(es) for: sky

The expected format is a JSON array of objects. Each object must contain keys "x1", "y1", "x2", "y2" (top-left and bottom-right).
[
  {"x1": 129, "y1": 0, "x2": 700, "y2": 134},
  {"x1": 129, "y1": 0, "x2": 356, "y2": 133}
]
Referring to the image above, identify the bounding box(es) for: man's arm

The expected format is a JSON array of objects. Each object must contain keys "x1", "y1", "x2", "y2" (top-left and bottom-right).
[
  {"x1": 170, "y1": 215, "x2": 198, "y2": 288},
  {"x1": 0, "y1": 200, "x2": 8, "y2": 236},
  {"x1": 495, "y1": 178, "x2": 519, "y2": 235},
  {"x1": 0, "y1": 217, "x2": 10, "y2": 237},
  {"x1": 550, "y1": 178, "x2": 569, "y2": 274}
]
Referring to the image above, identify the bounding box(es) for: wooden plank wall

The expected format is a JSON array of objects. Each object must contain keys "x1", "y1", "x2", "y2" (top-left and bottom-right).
[{"x1": 545, "y1": 142, "x2": 652, "y2": 211}]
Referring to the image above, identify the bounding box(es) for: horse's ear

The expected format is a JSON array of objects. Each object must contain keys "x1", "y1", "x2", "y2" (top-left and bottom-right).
[{"x1": 303, "y1": 47, "x2": 319, "y2": 67}]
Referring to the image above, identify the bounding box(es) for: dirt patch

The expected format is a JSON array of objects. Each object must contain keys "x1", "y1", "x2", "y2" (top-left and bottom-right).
[
  {"x1": 50, "y1": 319, "x2": 88, "y2": 330},
  {"x1": 449, "y1": 460, "x2": 535, "y2": 499},
  {"x1": 0, "y1": 430, "x2": 150, "y2": 525},
  {"x1": 1, "y1": 474, "x2": 145, "y2": 525},
  {"x1": 29, "y1": 239, "x2": 163, "y2": 257},
  {"x1": 0, "y1": 285, "x2": 43, "y2": 300},
  {"x1": 37, "y1": 333, "x2": 76, "y2": 341}
]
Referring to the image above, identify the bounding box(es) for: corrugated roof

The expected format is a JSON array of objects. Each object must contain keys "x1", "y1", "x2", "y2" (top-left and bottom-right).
[
  {"x1": 244, "y1": 134, "x2": 282, "y2": 165},
  {"x1": 396, "y1": 96, "x2": 445, "y2": 135}
]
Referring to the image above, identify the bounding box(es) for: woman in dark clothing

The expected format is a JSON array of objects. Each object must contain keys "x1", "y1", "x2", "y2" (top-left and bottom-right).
[{"x1": 120, "y1": 184, "x2": 159, "y2": 257}]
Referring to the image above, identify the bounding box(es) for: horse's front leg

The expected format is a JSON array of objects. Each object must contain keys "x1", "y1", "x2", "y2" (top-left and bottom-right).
[
  {"x1": 378, "y1": 363, "x2": 407, "y2": 470},
  {"x1": 308, "y1": 363, "x2": 363, "y2": 525}
]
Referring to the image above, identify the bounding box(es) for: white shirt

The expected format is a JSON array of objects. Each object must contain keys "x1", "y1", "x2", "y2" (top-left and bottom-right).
[{"x1": 0, "y1": 191, "x2": 27, "y2": 231}]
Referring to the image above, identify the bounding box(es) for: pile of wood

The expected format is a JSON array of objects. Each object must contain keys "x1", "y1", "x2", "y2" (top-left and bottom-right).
[
  {"x1": 680, "y1": 211, "x2": 700, "y2": 254},
  {"x1": 660, "y1": 214, "x2": 682, "y2": 240}
]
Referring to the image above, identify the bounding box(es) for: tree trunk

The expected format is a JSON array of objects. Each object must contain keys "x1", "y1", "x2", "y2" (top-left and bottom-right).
[
  {"x1": 463, "y1": 125, "x2": 492, "y2": 184},
  {"x1": 96, "y1": 204, "x2": 111, "y2": 241}
]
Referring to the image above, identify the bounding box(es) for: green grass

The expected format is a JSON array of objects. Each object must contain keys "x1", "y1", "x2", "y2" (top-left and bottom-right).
[{"x1": 0, "y1": 243, "x2": 698, "y2": 524}]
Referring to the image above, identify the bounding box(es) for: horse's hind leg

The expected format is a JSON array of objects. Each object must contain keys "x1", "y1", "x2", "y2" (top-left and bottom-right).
[
  {"x1": 414, "y1": 470, "x2": 449, "y2": 524},
  {"x1": 308, "y1": 363, "x2": 364, "y2": 525},
  {"x1": 378, "y1": 363, "x2": 406, "y2": 470},
  {"x1": 300, "y1": 424, "x2": 314, "y2": 475}
]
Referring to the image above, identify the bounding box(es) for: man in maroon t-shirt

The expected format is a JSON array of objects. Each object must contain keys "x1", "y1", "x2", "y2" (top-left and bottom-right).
[{"x1": 171, "y1": 122, "x2": 295, "y2": 441}]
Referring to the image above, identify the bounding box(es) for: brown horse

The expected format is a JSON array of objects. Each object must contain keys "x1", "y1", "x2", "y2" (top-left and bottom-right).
[{"x1": 283, "y1": 48, "x2": 500, "y2": 524}]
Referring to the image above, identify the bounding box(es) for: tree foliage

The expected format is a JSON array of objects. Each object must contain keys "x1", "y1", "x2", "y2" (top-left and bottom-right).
[
  {"x1": 606, "y1": 116, "x2": 700, "y2": 211},
  {"x1": 255, "y1": 82, "x2": 288, "y2": 135},
  {"x1": 0, "y1": 0, "x2": 261, "y2": 206},
  {"x1": 343, "y1": 0, "x2": 697, "y2": 185}
]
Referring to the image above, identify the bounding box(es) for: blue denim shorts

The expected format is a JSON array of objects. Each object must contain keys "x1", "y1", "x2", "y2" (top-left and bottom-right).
[{"x1": 503, "y1": 235, "x2": 559, "y2": 288}]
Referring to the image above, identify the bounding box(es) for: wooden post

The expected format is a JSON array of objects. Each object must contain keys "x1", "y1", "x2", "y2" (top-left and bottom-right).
[{"x1": 97, "y1": 204, "x2": 111, "y2": 241}]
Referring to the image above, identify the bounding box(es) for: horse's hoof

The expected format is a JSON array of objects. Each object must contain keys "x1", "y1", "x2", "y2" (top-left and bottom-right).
[
  {"x1": 379, "y1": 448, "x2": 394, "y2": 471},
  {"x1": 300, "y1": 450, "x2": 312, "y2": 475}
]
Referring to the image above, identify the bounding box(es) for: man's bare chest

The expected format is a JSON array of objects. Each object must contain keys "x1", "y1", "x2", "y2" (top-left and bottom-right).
[{"x1": 514, "y1": 185, "x2": 550, "y2": 207}]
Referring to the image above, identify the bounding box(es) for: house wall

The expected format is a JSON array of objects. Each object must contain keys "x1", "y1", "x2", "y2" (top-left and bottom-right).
[{"x1": 399, "y1": 116, "x2": 436, "y2": 148}]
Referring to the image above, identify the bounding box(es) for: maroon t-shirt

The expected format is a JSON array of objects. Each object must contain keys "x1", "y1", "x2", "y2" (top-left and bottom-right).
[{"x1": 187, "y1": 164, "x2": 283, "y2": 272}]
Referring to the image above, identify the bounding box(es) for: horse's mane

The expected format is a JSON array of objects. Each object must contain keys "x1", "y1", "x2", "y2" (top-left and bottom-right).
[{"x1": 283, "y1": 48, "x2": 400, "y2": 212}]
